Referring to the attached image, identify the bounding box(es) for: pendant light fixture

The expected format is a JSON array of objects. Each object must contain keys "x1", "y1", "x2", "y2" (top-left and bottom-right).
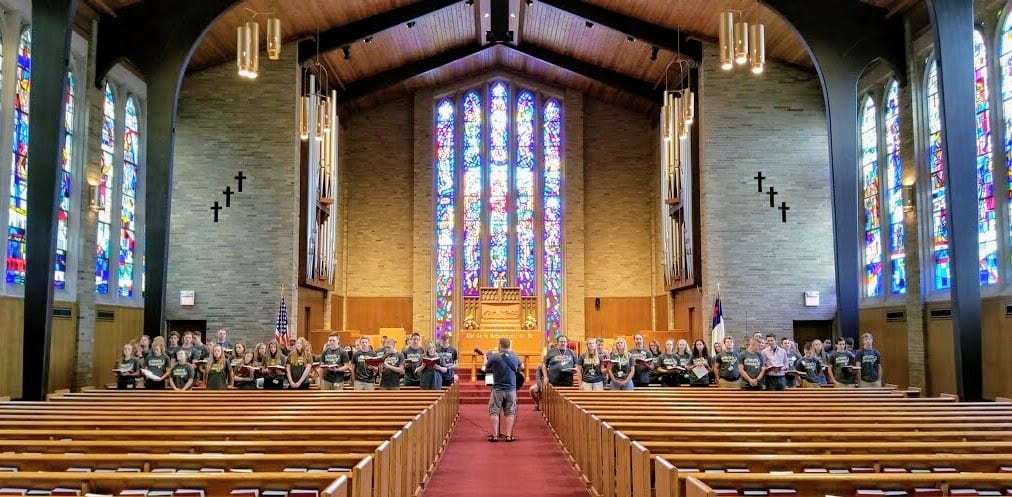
[
  {"x1": 718, "y1": 11, "x2": 734, "y2": 70},
  {"x1": 236, "y1": 8, "x2": 281, "y2": 79},
  {"x1": 718, "y1": 2, "x2": 765, "y2": 76},
  {"x1": 748, "y1": 1, "x2": 765, "y2": 74},
  {"x1": 267, "y1": 17, "x2": 282, "y2": 60}
]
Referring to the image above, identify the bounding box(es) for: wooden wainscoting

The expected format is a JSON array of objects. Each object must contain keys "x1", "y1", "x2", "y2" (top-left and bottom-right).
[
  {"x1": 49, "y1": 302, "x2": 79, "y2": 393},
  {"x1": 0, "y1": 296, "x2": 24, "y2": 398},
  {"x1": 91, "y1": 306, "x2": 144, "y2": 389},
  {"x1": 584, "y1": 297, "x2": 653, "y2": 339},
  {"x1": 924, "y1": 302, "x2": 957, "y2": 397},
  {"x1": 672, "y1": 289, "x2": 703, "y2": 343},
  {"x1": 857, "y1": 306, "x2": 910, "y2": 389},
  {"x1": 654, "y1": 294, "x2": 670, "y2": 331},
  {"x1": 345, "y1": 297, "x2": 412, "y2": 335},
  {"x1": 297, "y1": 287, "x2": 326, "y2": 340},
  {"x1": 983, "y1": 297, "x2": 1012, "y2": 400},
  {"x1": 331, "y1": 294, "x2": 344, "y2": 331}
]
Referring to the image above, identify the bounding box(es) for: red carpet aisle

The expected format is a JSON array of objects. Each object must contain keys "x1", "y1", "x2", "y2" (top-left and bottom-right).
[{"x1": 422, "y1": 403, "x2": 592, "y2": 497}]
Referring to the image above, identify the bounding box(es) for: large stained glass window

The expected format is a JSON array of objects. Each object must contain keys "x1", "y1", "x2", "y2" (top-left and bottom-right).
[
  {"x1": 974, "y1": 30, "x2": 998, "y2": 285},
  {"x1": 860, "y1": 96, "x2": 881, "y2": 298},
  {"x1": 119, "y1": 97, "x2": 138, "y2": 297},
  {"x1": 96, "y1": 83, "x2": 115, "y2": 294},
  {"x1": 884, "y1": 81, "x2": 905, "y2": 295},
  {"x1": 434, "y1": 100, "x2": 455, "y2": 338},
  {"x1": 515, "y1": 90, "x2": 536, "y2": 296},
  {"x1": 6, "y1": 28, "x2": 29, "y2": 285},
  {"x1": 55, "y1": 71, "x2": 74, "y2": 290},
  {"x1": 462, "y1": 91, "x2": 482, "y2": 296},
  {"x1": 433, "y1": 81, "x2": 564, "y2": 340},
  {"x1": 926, "y1": 60, "x2": 950, "y2": 290},
  {"x1": 1003, "y1": 13, "x2": 1012, "y2": 267},
  {"x1": 543, "y1": 98, "x2": 563, "y2": 338}
]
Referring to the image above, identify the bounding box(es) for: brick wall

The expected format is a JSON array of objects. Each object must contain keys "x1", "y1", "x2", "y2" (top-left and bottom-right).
[
  {"x1": 166, "y1": 44, "x2": 301, "y2": 345},
  {"x1": 699, "y1": 43, "x2": 836, "y2": 339}
]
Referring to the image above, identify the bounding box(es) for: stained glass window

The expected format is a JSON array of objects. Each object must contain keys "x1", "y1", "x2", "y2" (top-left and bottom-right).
[
  {"x1": 119, "y1": 97, "x2": 138, "y2": 297},
  {"x1": 926, "y1": 60, "x2": 950, "y2": 290},
  {"x1": 973, "y1": 30, "x2": 998, "y2": 285},
  {"x1": 432, "y1": 83, "x2": 564, "y2": 340},
  {"x1": 860, "y1": 96, "x2": 881, "y2": 298},
  {"x1": 488, "y1": 82, "x2": 510, "y2": 288},
  {"x1": 56, "y1": 71, "x2": 74, "y2": 290},
  {"x1": 1003, "y1": 13, "x2": 1012, "y2": 268},
  {"x1": 96, "y1": 83, "x2": 115, "y2": 294},
  {"x1": 462, "y1": 91, "x2": 482, "y2": 296},
  {"x1": 884, "y1": 81, "x2": 905, "y2": 295},
  {"x1": 515, "y1": 90, "x2": 536, "y2": 296},
  {"x1": 434, "y1": 99, "x2": 455, "y2": 338},
  {"x1": 543, "y1": 98, "x2": 563, "y2": 338},
  {"x1": 6, "y1": 28, "x2": 29, "y2": 286}
]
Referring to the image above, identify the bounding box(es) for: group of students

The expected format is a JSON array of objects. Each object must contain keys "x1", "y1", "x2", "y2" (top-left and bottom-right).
[
  {"x1": 114, "y1": 329, "x2": 460, "y2": 391},
  {"x1": 528, "y1": 331, "x2": 884, "y2": 405}
]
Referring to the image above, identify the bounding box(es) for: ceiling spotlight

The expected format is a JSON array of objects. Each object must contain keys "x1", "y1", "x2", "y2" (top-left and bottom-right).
[
  {"x1": 585, "y1": 21, "x2": 593, "y2": 28},
  {"x1": 650, "y1": 46, "x2": 659, "y2": 61},
  {"x1": 510, "y1": 12, "x2": 516, "y2": 18},
  {"x1": 465, "y1": 0, "x2": 474, "y2": 4},
  {"x1": 626, "y1": 35, "x2": 635, "y2": 42},
  {"x1": 525, "y1": 0, "x2": 533, "y2": 5},
  {"x1": 407, "y1": 21, "x2": 416, "y2": 28},
  {"x1": 363, "y1": 36, "x2": 373, "y2": 43},
  {"x1": 341, "y1": 45, "x2": 351, "y2": 59}
]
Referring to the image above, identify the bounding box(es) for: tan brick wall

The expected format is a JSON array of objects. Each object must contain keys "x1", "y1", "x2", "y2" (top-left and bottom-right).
[
  {"x1": 412, "y1": 90, "x2": 434, "y2": 337},
  {"x1": 564, "y1": 89, "x2": 586, "y2": 341},
  {"x1": 343, "y1": 96, "x2": 415, "y2": 297}
]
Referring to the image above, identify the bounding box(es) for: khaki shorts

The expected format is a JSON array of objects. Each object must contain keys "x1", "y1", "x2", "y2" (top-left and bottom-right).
[
  {"x1": 859, "y1": 380, "x2": 882, "y2": 388},
  {"x1": 353, "y1": 381, "x2": 375, "y2": 390},
  {"x1": 718, "y1": 379, "x2": 739, "y2": 389},
  {"x1": 489, "y1": 389, "x2": 517, "y2": 416},
  {"x1": 801, "y1": 380, "x2": 822, "y2": 389},
  {"x1": 580, "y1": 381, "x2": 604, "y2": 391},
  {"x1": 322, "y1": 380, "x2": 343, "y2": 390},
  {"x1": 834, "y1": 381, "x2": 858, "y2": 388}
]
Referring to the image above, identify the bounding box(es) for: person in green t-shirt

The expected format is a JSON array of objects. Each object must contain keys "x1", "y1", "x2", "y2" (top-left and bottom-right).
[
  {"x1": 352, "y1": 337, "x2": 379, "y2": 390},
  {"x1": 115, "y1": 343, "x2": 141, "y2": 389},
  {"x1": 286, "y1": 338, "x2": 314, "y2": 389},
  {"x1": 576, "y1": 339, "x2": 605, "y2": 390},
  {"x1": 142, "y1": 338, "x2": 171, "y2": 389},
  {"x1": 608, "y1": 338, "x2": 634, "y2": 391},
  {"x1": 416, "y1": 341, "x2": 448, "y2": 390},
  {"x1": 319, "y1": 333, "x2": 352, "y2": 390},
  {"x1": 204, "y1": 344, "x2": 232, "y2": 390},
  {"x1": 379, "y1": 338, "x2": 406, "y2": 390},
  {"x1": 169, "y1": 349, "x2": 195, "y2": 391}
]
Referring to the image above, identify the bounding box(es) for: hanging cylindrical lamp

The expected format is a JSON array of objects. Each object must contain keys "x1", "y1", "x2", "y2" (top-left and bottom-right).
[
  {"x1": 315, "y1": 98, "x2": 325, "y2": 141},
  {"x1": 661, "y1": 93, "x2": 672, "y2": 142},
  {"x1": 719, "y1": 11, "x2": 734, "y2": 71},
  {"x1": 299, "y1": 94, "x2": 310, "y2": 140},
  {"x1": 749, "y1": 23, "x2": 765, "y2": 74},
  {"x1": 245, "y1": 21, "x2": 260, "y2": 79},
  {"x1": 682, "y1": 90, "x2": 694, "y2": 126},
  {"x1": 267, "y1": 18, "x2": 281, "y2": 60},
  {"x1": 678, "y1": 96, "x2": 689, "y2": 141},
  {"x1": 237, "y1": 25, "x2": 248, "y2": 77},
  {"x1": 733, "y1": 17, "x2": 748, "y2": 65},
  {"x1": 321, "y1": 97, "x2": 332, "y2": 133}
]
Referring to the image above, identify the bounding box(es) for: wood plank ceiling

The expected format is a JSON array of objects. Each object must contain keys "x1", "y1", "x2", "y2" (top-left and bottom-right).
[{"x1": 86, "y1": 0, "x2": 916, "y2": 114}]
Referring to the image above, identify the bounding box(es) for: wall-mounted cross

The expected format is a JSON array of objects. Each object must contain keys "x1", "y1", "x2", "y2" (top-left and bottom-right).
[
  {"x1": 754, "y1": 171, "x2": 766, "y2": 192},
  {"x1": 211, "y1": 201, "x2": 222, "y2": 222},
  {"x1": 234, "y1": 171, "x2": 247, "y2": 192},
  {"x1": 779, "y1": 201, "x2": 790, "y2": 223},
  {"x1": 222, "y1": 186, "x2": 235, "y2": 207},
  {"x1": 766, "y1": 186, "x2": 778, "y2": 207}
]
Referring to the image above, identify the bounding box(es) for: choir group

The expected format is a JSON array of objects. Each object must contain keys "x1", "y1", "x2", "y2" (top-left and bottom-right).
[{"x1": 113, "y1": 330, "x2": 460, "y2": 391}]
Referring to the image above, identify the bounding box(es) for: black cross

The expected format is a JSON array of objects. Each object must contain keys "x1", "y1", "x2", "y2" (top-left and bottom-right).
[
  {"x1": 766, "y1": 186, "x2": 779, "y2": 207},
  {"x1": 779, "y1": 201, "x2": 790, "y2": 223},
  {"x1": 234, "y1": 171, "x2": 247, "y2": 192},
  {"x1": 754, "y1": 171, "x2": 766, "y2": 193},
  {"x1": 222, "y1": 186, "x2": 234, "y2": 207},
  {"x1": 211, "y1": 201, "x2": 222, "y2": 222}
]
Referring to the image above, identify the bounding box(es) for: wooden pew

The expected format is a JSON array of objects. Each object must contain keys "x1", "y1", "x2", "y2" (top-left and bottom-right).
[
  {"x1": 674, "y1": 470, "x2": 1012, "y2": 497},
  {"x1": 0, "y1": 451, "x2": 372, "y2": 473}
]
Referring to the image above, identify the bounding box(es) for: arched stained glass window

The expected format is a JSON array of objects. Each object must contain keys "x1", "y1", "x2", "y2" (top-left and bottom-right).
[
  {"x1": 973, "y1": 30, "x2": 998, "y2": 285},
  {"x1": 96, "y1": 83, "x2": 115, "y2": 294},
  {"x1": 432, "y1": 82, "x2": 564, "y2": 340},
  {"x1": 884, "y1": 81, "x2": 905, "y2": 295},
  {"x1": 56, "y1": 71, "x2": 74, "y2": 290},
  {"x1": 543, "y1": 98, "x2": 563, "y2": 338},
  {"x1": 6, "y1": 28, "x2": 29, "y2": 286},
  {"x1": 462, "y1": 91, "x2": 482, "y2": 297},
  {"x1": 926, "y1": 60, "x2": 950, "y2": 290},
  {"x1": 515, "y1": 90, "x2": 536, "y2": 296},
  {"x1": 434, "y1": 99, "x2": 455, "y2": 338},
  {"x1": 119, "y1": 97, "x2": 139, "y2": 297},
  {"x1": 1002, "y1": 12, "x2": 1012, "y2": 264},
  {"x1": 860, "y1": 96, "x2": 881, "y2": 297},
  {"x1": 488, "y1": 82, "x2": 510, "y2": 287}
]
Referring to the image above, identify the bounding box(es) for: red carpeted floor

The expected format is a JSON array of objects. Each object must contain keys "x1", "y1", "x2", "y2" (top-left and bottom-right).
[{"x1": 421, "y1": 403, "x2": 592, "y2": 497}]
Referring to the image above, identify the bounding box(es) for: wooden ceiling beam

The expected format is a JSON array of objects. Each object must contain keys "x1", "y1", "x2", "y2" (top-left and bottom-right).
[
  {"x1": 536, "y1": 0, "x2": 702, "y2": 62},
  {"x1": 339, "y1": 43, "x2": 491, "y2": 102},
  {"x1": 299, "y1": 0, "x2": 461, "y2": 63},
  {"x1": 506, "y1": 43, "x2": 659, "y2": 103}
]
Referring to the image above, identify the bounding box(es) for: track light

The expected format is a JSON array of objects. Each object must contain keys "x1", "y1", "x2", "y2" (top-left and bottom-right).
[
  {"x1": 407, "y1": 21, "x2": 416, "y2": 28},
  {"x1": 650, "y1": 46, "x2": 659, "y2": 61},
  {"x1": 585, "y1": 21, "x2": 594, "y2": 28},
  {"x1": 465, "y1": 0, "x2": 474, "y2": 4},
  {"x1": 341, "y1": 45, "x2": 351, "y2": 60},
  {"x1": 525, "y1": 0, "x2": 533, "y2": 5},
  {"x1": 364, "y1": 36, "x2": 373, "y2": 43},
  {"x1": 627, "y1": 35, "x2": 636, "y2": 42}
]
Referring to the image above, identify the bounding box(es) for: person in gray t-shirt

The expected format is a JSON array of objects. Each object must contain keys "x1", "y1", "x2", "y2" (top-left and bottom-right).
[
  {"x1": 542, "y1": 336, "x2": 578, "y2": 387},
  {"x1": 737, "y1": 338, "x2": 766, "y2": 390}
]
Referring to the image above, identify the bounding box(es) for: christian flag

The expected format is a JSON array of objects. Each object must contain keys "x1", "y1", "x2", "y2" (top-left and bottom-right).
[
  {"x1": 275, "y1": 294, "x2": 290, "y2": 347},
  {"x1": 711, "y1": 294, "x2": 725, "y2": 344}
]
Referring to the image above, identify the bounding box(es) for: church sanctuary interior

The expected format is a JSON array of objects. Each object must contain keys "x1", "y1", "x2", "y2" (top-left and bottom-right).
[{"x1": 3, "y1": 0, "x2": 1012, "y2": 496}]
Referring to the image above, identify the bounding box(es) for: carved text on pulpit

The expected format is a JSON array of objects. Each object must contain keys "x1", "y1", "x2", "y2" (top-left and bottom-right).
[{"x1": 481, "y1": 303, "x2": 521, "y2": 322}]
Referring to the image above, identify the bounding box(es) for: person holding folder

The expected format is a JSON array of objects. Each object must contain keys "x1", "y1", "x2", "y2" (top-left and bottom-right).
[{"x1": 761, "y1": 334, "x2": 788, "y2": 391}]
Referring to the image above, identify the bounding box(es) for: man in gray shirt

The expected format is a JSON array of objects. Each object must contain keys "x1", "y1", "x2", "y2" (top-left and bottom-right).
[
  {"x1": 761, "y1": 334, "x2": 788, "y2": 391},
  {"x1": 629, "y1": 334, "x2": 654, "y2": 387}
]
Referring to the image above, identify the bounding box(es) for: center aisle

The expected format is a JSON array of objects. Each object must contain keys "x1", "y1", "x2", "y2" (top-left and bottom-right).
[{"x1": 422, "y1": 403, "x2": 592, "y2": 497}]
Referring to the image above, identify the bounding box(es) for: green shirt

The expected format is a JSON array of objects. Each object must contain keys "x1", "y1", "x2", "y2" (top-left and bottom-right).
[
  {"x1": 171, "y1": 364, "x2": 195, "y2": 389},
  {"x1": 205, "y1": 360, "x2": 231, "y2": 390}
]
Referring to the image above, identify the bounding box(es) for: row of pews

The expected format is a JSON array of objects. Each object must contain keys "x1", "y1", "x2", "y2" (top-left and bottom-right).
[
  {"x1": 541, "y1": 386, "x2": 1012, "y2": 497},
  {"x1": 0, "y1": 386, "x2": 459, "y2": 497}
]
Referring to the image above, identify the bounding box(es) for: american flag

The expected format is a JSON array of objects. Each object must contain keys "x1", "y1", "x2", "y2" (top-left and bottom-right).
[{"x1": 274, "y1": 294, "x2": 290, "y2": 347}]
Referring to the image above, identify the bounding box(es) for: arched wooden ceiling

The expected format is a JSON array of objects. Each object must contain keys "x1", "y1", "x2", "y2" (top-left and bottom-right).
[{"x1": 84, "y1": 0, "x2": 918, "y2": 113}]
